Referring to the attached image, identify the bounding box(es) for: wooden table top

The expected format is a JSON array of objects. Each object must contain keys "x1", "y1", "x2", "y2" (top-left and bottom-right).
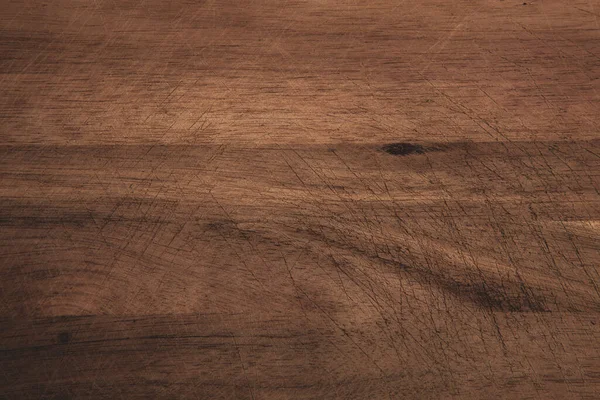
[{"x1": 1, "y1": 0, "x2": 599, "y2": 398}]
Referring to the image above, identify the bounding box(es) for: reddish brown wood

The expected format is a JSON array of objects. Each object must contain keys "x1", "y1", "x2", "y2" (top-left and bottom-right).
[{"x1": 1, "y1": 0, "x2": 600, "y2": 398}]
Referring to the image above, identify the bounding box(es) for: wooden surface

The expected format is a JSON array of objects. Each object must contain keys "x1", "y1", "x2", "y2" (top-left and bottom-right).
[{"x1": 1, "y1": 0, "x2": 600, "y2": 398}]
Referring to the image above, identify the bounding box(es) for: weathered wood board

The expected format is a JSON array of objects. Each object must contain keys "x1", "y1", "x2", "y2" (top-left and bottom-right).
[{"x1": 1, "y1": 0, "x2": 600, "y2": 398}]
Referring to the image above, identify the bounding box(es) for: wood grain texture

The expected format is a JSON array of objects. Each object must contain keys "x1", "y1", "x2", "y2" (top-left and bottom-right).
[{"x1": 1, "y1": 0, "x2": 600, "y2": 398}]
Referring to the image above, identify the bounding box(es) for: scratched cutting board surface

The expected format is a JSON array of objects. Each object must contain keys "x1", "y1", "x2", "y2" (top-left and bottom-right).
[{"x1": 1, "y1": 0, "x2": 600, "y2": 399}]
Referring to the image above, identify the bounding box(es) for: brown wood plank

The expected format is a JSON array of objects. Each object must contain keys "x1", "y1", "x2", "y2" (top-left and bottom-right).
[{"x1": 1, "y1": 0, "x2": 599, "y2": 398}]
